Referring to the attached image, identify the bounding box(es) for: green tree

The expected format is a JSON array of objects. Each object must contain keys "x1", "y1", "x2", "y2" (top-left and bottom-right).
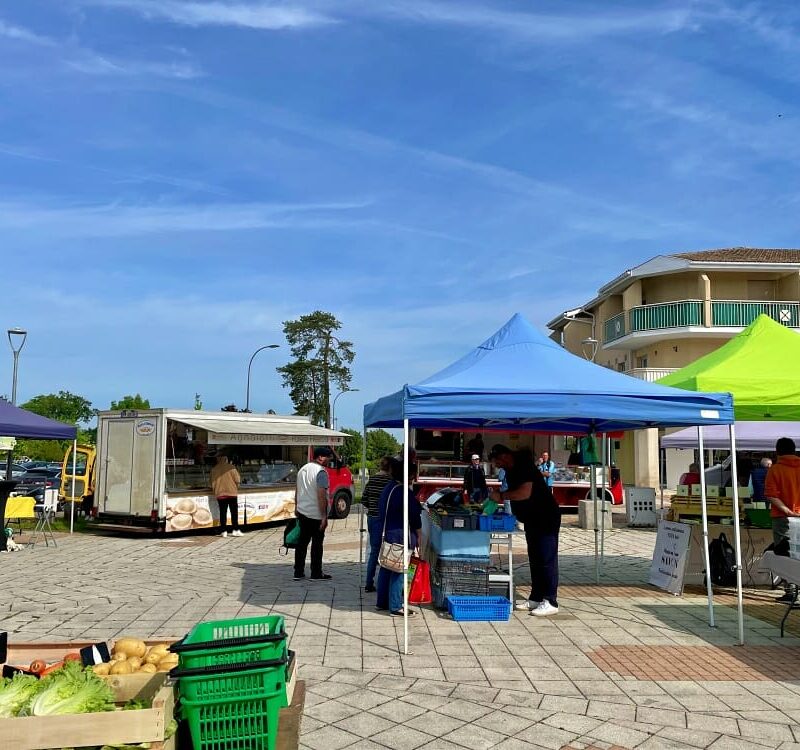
[
  {"x1": 110, "y1": 394, "x2": 150, "y2": 411},
  {"x1": 277, "y1": 311, "x2": 355, "y2": 427},
  {"x1": 15, "y1": 391, "x2": 95, "y2": 460},
  {"x1": 339, "y1": 428, "x2": 363, "y2": 466},
  {"x1": 23, "y1": 391, "x2": 94, "y2": 425},
  {"x1": 367, "y1": 429, "x2": 400, "y2": 462}
]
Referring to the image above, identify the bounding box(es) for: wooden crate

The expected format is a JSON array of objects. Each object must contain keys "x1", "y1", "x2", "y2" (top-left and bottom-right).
[{"x1": 1, "y1": 640, "x2": 177, "y2": 750}]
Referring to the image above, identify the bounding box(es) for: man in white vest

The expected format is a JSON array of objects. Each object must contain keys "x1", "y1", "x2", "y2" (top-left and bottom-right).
[{"x1": 294, "y1": 446, "x2": 333, "y2": 581}]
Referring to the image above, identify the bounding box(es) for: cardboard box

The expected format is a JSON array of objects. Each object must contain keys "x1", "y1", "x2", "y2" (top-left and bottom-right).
[
  {"x1": 707, "y1": 485, "x2": 720, "y2": 498},
  {"x1": 676, "y1": 485, "x2": 689, "y2": 497},
  {"x1": 691, "y1": 484, "x2": 702, "y2": 497}
]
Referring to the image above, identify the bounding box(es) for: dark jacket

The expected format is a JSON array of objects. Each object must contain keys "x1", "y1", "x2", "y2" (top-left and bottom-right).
[
  {"x1": 463, "y1": 465, "x2": 487, "y2": 493},
  {"x1": 377, "y1": 480, "x2": 422, "y2": 548},
  {"x1": 750, "y1": 466, "x2": 768, "y2": 501}
]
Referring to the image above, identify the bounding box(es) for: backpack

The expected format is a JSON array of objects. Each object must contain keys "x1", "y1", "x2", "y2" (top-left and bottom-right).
[
  {"x1": 279, "y1": 518, "x2": 301, "y2": 556},
  {"x1": 708, "y1": 533, "x2": 737, "y2": 587}
]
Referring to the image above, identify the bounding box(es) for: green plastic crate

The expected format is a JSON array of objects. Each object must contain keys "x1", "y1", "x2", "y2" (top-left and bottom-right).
[
  {"x1": 170, "y1": 614, "x2": 287, "y2": 670},
  {"x1": 180, "y1": 689, "x2": 283, "y2": 750}
]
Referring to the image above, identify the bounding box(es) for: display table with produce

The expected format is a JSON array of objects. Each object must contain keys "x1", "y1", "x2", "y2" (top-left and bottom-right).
[{"x1": 419, "y1": 498, "x2": 516, "y2": 617}]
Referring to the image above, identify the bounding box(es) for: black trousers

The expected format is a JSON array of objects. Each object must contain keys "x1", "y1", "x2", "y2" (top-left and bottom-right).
[
  {"x1": 216, "y1": 496, "x2": 240, "y2": 532},
  {"x1": 512, "y1": 501, "x2": 560, "y2": 607},
  {"x1": 294, "y1": 512, "x2": 326, "y2": 577}
]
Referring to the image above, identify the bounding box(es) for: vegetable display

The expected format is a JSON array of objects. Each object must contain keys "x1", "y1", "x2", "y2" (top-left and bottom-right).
[
  {"x1": 91, "y1": 639, "x2": 176, "y2": 676},
  {"x1": 0, "y1": 661, "x2": 115, "y2": 718}
]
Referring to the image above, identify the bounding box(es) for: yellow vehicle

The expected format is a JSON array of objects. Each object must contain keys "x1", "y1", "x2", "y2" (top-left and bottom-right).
[{"x1": 60, "y1": 444, "x2": 97, "y2": 517}]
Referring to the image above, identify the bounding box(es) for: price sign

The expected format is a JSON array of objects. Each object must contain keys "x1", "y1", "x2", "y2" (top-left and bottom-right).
[{"x1": 649, "y1": 520, "x2": 692, "y2": 595}]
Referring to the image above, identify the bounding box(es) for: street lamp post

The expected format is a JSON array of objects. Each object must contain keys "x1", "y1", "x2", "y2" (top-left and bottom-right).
[
  {"x1": 331, "y1": 388, "x2": 360, "y2": 430},
  {"x1": 244, "y1": 344, "x2": 280, "y2": 413},
  {"x1": 6, "y1": 328, "x2": 27, "y2": 480}
]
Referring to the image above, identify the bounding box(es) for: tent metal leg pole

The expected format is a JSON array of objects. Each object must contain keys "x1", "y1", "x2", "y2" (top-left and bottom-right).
[
  {"x1": 359, "y1": 427, "x2": 367, "y2": 590},
  {"x1": 403, "y1": 419, "x2": 410, "y2": 656},
  {"x1": 698, "y1": 427, "x2": 715, "y2": 628},
  {"x1": 70, "y1": 439, "x2": 77, "y2": 534},
  {"x1": 592, "y1": 450, "x2": 599, "y2": 584},
  {"x1": 600, "y1": 434, "x2": 607, "y2": 565},
  {"x1": 729, "y1": 424, "x2": 745, "y2": 645}
]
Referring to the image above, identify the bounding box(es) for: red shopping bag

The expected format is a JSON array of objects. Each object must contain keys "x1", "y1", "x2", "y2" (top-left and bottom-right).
[{"x1": 408, "y1": 556, "x2": 432, "y2": 605}]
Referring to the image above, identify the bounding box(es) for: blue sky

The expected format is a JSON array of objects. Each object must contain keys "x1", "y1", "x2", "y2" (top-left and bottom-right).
[{"x1": 1, "y1": 1, "x2": 799, "y2": 430}]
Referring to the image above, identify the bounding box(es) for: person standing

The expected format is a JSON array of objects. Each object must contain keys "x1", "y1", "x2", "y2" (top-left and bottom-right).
[
  {"x1": 211, "y1": 454, "x2": 242, "y2": 538},
  {"x1": 362, "y1": 456, "x2": 393, "y2": 593},
  {"x1": 463, "y1": 454, "x2": 488, "y2": 502},
  {"x1": 765, "y1": 438, "x2": 800, "y2": 602},
  {"x1": 376, "y1": 458, "x2": 422, "y2": 616},
  {"x1": 294, "y1": 446, "x2": 334, "y2": 581},
  {"x1": 538, "y1": 451, "x2": 556, "y2": 488},
  {"x1": 749, "y1": 457, "x2": 772, "y2": 501},
  {"x1": 489, "y1": 444, "x2": 561, "y2": 616}
]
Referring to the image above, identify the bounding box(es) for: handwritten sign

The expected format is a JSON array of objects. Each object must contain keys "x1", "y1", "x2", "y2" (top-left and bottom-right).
[{"x1": 649, "y1": 520, "x2": 692, "y2": 595}]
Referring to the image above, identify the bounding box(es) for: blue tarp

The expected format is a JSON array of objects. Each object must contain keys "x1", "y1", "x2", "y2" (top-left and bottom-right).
[{"x1": 364, "y1": 313, "x2": 734, "y2": 433}]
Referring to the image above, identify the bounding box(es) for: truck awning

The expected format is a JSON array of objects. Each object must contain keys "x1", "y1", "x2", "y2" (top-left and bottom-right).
[{"x1": 171, "y1": 414, "x2": 347, "y2": 446}]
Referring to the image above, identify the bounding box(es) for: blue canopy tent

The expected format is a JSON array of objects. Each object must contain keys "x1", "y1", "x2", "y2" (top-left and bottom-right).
[
  {"x1": 0, "y1": 399, "x2": 78, "y2": 549},
  {"x1": 364, "y1": 314, "x2": 739, "y2": 651}
]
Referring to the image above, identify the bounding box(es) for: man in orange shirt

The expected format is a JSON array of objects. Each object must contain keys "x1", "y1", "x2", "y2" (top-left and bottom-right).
[{"x1": 765, "y1": 437, "x2": 800, "y2": 602}]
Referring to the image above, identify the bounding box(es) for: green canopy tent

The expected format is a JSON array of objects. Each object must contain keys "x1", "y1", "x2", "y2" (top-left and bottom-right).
[
  {"x1": 659, "y1": 314, "x2": 800, "y2": 643},
  {"x1": 659, "y1": 314, "x2": 800, "y2": 420}
]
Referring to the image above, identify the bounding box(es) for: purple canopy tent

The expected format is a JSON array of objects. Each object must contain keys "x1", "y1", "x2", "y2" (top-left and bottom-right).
[
  {"x1": 0, "y1": 400, "x2": 78, "y2": 548},
  {"x1": 663, "y1": 421, "x2": 800, "y2": 451}
]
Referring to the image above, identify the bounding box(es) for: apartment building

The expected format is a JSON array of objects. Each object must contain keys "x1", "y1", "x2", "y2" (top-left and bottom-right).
[{"x1": 547, "y1": 248, "x2": 800, "y2": 488}]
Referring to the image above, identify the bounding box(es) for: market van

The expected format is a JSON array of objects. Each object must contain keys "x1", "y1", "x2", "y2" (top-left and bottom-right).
[{"x1": 62, "y1": 409, "x2": 352, "y2": 532}]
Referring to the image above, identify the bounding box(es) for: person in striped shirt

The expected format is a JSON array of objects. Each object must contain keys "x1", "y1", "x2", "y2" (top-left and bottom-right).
[{"x1": 362, "y1": 456, "x2": 393, "y2": 593}]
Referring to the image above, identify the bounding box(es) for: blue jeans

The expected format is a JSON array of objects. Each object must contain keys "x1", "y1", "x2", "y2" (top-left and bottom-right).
[
  {"x1": 366, "y1": 516, "x2": 382, "y2": 589},
  {"x1": 377, "y1": 566, "x2": 403, "y2": 612}
]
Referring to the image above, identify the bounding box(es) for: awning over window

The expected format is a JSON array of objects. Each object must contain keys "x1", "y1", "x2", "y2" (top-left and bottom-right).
[{"x1": 172, "y1": 414, "x2": 346, "y2": 446}]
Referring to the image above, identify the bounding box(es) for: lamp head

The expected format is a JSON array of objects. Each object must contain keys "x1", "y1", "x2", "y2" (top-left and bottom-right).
[{"x1": 7, "y1": 328, "x2": 27, "y2": 354}]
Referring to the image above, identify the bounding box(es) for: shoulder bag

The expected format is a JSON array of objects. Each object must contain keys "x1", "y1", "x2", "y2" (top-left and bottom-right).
[{"x1": 378, "y1": 486, "x2": 405, "y2": 573}]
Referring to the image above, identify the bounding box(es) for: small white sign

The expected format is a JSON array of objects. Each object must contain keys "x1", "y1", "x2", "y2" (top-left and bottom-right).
[
  {"x1": 0, "y1": 436, "x2": 16, "y2": 451},
  {"x1": 649, "y1": 520, "x2": 692, "y2": 595}
]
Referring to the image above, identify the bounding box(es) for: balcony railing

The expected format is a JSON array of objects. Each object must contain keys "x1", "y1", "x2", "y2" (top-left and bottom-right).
[
  {"x1": 601, "y1": 299, "x2": 800, "y2": 345},
  {"x1": 711, "y1": 300, "x2": 800, "y2": 328},
  {"x1": 629, "y1": 300, "x2": 703, "y2": 332},
  {"x1": 624, "y1": 368, "x2": 678, "y2": 382},
  {"x1": 604, "y1": 312, "x2": 626, "y2": 343}
]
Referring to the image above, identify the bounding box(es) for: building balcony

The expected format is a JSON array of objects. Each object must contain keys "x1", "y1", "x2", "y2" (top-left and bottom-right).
[
  {"x1": 624, "y1": 367, "x2": 678, "y2": 382},
  {"x1": 602, "y1": 299, "x2": 800, "y2": 349}
]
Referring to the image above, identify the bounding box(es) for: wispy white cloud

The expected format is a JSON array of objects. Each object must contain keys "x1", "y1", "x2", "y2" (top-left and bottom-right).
[
  {"x1": 0, "y1": 198, "x2": 371, "y2": 236},
  {"x1": 355, "y1": 1, "x2": 699, "y2": 42},
  {"x1": 0, "y1": 18, "x2": 55, "y2": 45},
  {"x1": 65, "y1": 51, "x2": 203, "y2": 79},
  {"x1": 90, "y1": 0, "x2": 336, "y2": 30}
]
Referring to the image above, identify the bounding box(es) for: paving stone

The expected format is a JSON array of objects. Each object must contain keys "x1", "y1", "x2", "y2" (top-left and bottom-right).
[
  {"x1": 474, "y1": 709, "x2": 536, "y2": 736},
  {"x1": 304, "y1": 699, "x2": 362, "y2": 724},
  {"x1": 737, "y1": 719, "x2": 795, "y2": 743},
  {"x1": 301, "y1": 725, "x2": 363, "y2": 750},
  {"x1": 635, "y1": 707, "x2": 686, "y2": 728},
  {"x1": 333, "y1": 712, "x2": 396, "y2": 739},
  {"x1": 370, "y1": 725, "x2": 435, "y2": 750},
  {"x1": 432, "y1": 698, "x2": 494, "y2": 723},
  {"x1": 402, "y1": 710, "x2": 466, "y2": 737},
  {"x1": 656, "y1": 725, "x2": 721, "y2": 748},
  {"x1": 370, "y1": 700, "x2": 428, "y2": 723},
  {"x1": 589, "y1": 721, "x2": 652, "y2": 748},
  {"x1": 441, "y1": 724, "x2": 507, "y2": 749}
]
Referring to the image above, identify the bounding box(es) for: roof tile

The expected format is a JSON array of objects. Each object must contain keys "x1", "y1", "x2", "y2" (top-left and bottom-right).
[{"x1": 673, "y1": 247, "x2": 800, "y2": 263}]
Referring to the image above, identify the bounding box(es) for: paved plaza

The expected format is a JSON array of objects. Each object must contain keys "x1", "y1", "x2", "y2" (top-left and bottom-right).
[{"x1": 3, "y1": 512, "x2": 800, "y2": 749}]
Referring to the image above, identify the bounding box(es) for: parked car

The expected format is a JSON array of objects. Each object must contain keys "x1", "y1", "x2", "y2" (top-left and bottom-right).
[{"x1": 12, "y1": 468, "x2": 62, "y2": 495}]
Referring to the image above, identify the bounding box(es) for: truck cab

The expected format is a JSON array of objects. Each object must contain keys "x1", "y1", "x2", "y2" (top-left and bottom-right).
[{"x1": 321, "y1": 452, "x2": 354, "y2": 519}]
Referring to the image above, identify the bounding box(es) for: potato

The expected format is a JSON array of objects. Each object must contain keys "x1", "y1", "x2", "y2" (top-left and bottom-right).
[
  {"x1": 149, "y1": 643, "x2": 169, "y2": 656},
  {"x1": 138, "y1": 663, "x2": 158, "y2": 674},
  {"x1": 110, "y1": 660, "x2": 133, "y2": 675},
  {"x1": 126, "y1": 656, "x2": 143, "y2": 670},
  {"x1": 145, "y1": 652, "x2": 163, "y2": 665},
  {"x1": 111, "y1": 652, "x2": 127, "y2": 662},
  {"x1": 115, "y1": 638, "x2": 147, "y2": 659},
  {"x1": 91, "y1": 663, "x2": 111, "y2": 676}
]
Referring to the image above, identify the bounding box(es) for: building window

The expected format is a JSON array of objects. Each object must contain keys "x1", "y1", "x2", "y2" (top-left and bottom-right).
[
  {"x1": 636, "y1": 355, "x2": 648, "y2": 369},
  {"x1": 617, "y1": 362, "x2": 626, "y2": 372}
]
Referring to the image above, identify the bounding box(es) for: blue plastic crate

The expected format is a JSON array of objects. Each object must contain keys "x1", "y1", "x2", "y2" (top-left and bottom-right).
[
  {"x1": 429, "y1": 523, "x2": 491, "y2": 557},
  {"x1": 476, "y1": 514, "x2": 517, "y2": 532},
  {"x1": 446, "y1": 595, "x2": 511, "y2": 622}
]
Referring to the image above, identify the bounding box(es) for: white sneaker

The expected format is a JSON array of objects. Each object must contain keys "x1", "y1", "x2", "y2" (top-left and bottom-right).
[
  {"x1": 515, "y1": 599, "x2": 542, "y2": 611},
  {"x1": 530, "y1": 601, "x2": 559, "y2": 617},
  {"x1": 221, "y1": 531, "x2": 228, "y2": 538},
  {"x1": 231, "y1": 529, "x2": 243, "y2": 537}
]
